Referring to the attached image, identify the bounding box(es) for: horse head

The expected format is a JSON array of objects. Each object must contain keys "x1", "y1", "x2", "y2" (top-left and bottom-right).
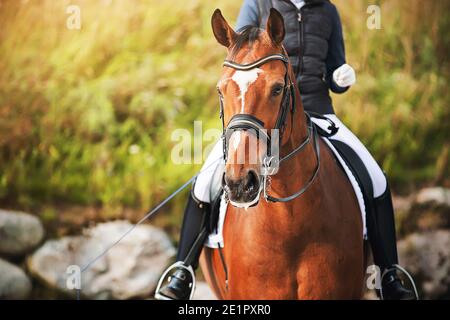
[{"x1": 212, "y1": 8, "x2": 303, "y2": 208}]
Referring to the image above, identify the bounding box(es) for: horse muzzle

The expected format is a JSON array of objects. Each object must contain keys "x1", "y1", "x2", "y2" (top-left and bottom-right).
[{"x1": 223, "y1": 169, "x2": 262, "y2": 209}]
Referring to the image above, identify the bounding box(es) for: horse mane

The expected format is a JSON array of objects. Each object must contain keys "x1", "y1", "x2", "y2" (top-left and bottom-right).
[{"x1": 230, "y1": 25, "x2": 262, "y2": 58}]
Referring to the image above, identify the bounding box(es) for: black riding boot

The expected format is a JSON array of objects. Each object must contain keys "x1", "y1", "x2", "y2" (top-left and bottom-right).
[
  {"x1": 367, "y1": 181, "x2": 417, "y2": 300},
  {"x1": 155, "y1": 191, "x2": 210, "y2": 300}
]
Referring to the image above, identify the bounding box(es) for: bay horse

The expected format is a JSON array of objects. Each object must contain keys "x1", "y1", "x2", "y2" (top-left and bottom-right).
[{"x1": 199, "y1": 8, "x2": 365, "y2": 299}]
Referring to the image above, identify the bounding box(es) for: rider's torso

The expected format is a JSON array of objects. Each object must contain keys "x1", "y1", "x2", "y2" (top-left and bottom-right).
[{"x1": 255, "y1": 0, "x2": 334, "y2": 114}]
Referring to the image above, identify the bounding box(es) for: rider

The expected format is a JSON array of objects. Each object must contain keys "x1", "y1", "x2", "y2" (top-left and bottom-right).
[{"x1": 155, "y1": 0, "x2": 416, "y2": 300}]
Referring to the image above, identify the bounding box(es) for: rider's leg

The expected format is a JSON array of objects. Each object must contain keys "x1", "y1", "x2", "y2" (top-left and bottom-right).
[
  {"x1": 175, "y1": 191, "x2": 210, "y2": 267},
  {"x1": 315, "y1": 114, "x2": 416, "y2": 300},
  {"x1": 155, "y1": 140, "x2": 223, "y2": 300},
  {"x1": 177, "y1": 139, "x2": 224, "y2": 264}
]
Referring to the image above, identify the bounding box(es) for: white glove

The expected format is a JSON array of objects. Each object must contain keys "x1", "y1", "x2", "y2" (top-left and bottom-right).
[{"x1": 332, "y1": 64, "x2": 356, "y2": 88}]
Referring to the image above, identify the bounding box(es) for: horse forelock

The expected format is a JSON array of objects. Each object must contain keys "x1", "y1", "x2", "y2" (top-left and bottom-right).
[{"x1": 229, "y1": 26, "x2": 281, "y2": 62}]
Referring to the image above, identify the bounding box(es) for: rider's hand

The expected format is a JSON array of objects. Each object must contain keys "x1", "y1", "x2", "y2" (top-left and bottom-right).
[{"x1": 333, "y1": 64, "x2": 356, "y2": 88}]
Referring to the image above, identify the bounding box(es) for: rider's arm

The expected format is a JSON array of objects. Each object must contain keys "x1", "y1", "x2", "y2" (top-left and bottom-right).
[
  {"x1": 235, "y1": 0, "x2": 260, "y2": 32},
  {"x1": 325, "y1": 4, "x2": 350, "y2": 94}
]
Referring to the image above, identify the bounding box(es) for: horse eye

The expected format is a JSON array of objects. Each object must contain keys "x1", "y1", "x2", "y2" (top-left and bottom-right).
[{"x1": 272, "y1": 85, "x2": 283, "y2": 97}]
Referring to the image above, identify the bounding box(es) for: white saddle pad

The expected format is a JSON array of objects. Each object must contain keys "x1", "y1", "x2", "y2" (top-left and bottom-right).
[{"x1": 204, "y1": 137, "x2": 367, "y2": 249}]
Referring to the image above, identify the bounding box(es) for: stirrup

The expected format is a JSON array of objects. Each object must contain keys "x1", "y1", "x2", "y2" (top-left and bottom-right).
[
  {"x1": 154, "y1": 261, "x2": 196, "y2": 300},
  {"x1": 380, "y1": 264, "x2": 419, "y2": 300}
]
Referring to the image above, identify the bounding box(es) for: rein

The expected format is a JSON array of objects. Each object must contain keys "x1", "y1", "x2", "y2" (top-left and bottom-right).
[
  {"x1": 264, "y1": 114, "x2": 321, "y2": 203},
  {"x1": 218, "y1": 52, "x2": 323, "y2": 203}
]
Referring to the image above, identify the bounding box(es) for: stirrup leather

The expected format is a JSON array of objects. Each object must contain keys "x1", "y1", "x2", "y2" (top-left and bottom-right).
[{"x1": 154, "y1": 261, "x2": 196, "y2": 300}]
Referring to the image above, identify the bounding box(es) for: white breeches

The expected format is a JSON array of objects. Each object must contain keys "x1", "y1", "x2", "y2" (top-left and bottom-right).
[
  {"x1": 312, "y1": 115, "x2": 387, "y2": 198},
  {"x1": 193, "y1": 140, "x2": 225, "y2": 203},
  {"x1": 193, "y1": 114, "x2": 387, "y2": 203}
]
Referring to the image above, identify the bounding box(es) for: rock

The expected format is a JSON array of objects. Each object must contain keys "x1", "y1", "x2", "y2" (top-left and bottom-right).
[
  {"x1": 192, "y1": 281, "x2": 216, "y2": 300},
  {"x1": 398, "y1": 230, "x2": 450, "y2": 299},
  {"x1": 416, "y1": 187, "x2": 450, "y2": 206},
  {"x1": 0, "y1": 209, "x2": 45, "y2": 256},
  {"x1": 0, "y1": 258, "x2": 32, "y2": 299},
  {"x1": 27, "y1": 220, "x2": 175, "y2": 299},
  {"x1": 396, "y1": 187, "x2": 450, "y2": 237}
]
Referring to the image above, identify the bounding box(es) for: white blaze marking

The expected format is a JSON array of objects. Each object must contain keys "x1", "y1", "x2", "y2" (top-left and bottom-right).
[{"x1": 231, "y1": 68, "x2": 263, "y2": 113}]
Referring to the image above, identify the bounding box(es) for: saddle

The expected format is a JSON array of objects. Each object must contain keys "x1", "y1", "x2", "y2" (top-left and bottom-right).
[{"x1": 308, "y1": 112, "x2": 374, "y2": 209}]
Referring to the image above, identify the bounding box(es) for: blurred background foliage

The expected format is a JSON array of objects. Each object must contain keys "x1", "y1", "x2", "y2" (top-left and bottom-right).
[{"x1": 0, "y1": 0, "x2": 448, "y2": 228}]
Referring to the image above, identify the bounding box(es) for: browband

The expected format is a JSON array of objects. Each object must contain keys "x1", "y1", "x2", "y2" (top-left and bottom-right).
[{"x1": 223, "y1": 54, "x2": 289, "y2": 71}]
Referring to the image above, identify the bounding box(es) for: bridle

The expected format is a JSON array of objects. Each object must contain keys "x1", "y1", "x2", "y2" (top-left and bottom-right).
[
  {"x1": 217, "y1": 52, "x2": 322, "y2": 203},
  {"x1": 219, "y1": 54, "x2": 295, "y2": 161}
]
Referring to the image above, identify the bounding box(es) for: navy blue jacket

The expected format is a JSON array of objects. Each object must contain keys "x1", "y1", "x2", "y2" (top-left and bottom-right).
[{"x1": 235, "y1": 0, "x2": 348, "y2": 114}]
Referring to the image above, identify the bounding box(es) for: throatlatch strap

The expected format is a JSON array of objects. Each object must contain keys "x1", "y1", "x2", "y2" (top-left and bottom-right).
[{"x1": 264, "y1": 123, "x2": 321, "y2": 203}]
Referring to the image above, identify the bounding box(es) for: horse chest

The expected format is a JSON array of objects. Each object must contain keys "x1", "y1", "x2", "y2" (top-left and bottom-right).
[{"x1": 220, "y1": 209, "x2": 303, "y2": 297}]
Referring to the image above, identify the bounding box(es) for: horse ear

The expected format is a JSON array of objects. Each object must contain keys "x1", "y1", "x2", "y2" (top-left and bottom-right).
[
  {"x1": 211, "y1": 9, "x2": 237, "y2": 48},
  {"x1": 266, "y1": 8, "x2": 285, "y2": 45}
]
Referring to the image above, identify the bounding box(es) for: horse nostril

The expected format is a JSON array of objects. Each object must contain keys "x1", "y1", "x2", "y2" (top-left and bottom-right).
[
  {"x1": 244, "y1": 170, "x2": 260, "y2": 192},
  {"x1": 223, "y1": 174, "x2": 234, "y2": 188},
  {"x1": 224, "y1": 169, "x2": 260, "y2": 201}
]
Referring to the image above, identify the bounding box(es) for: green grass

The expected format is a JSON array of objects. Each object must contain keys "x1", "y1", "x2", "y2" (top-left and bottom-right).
[{"x1": 0, "y1": 0, "x2": 448, "y2": 219}]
